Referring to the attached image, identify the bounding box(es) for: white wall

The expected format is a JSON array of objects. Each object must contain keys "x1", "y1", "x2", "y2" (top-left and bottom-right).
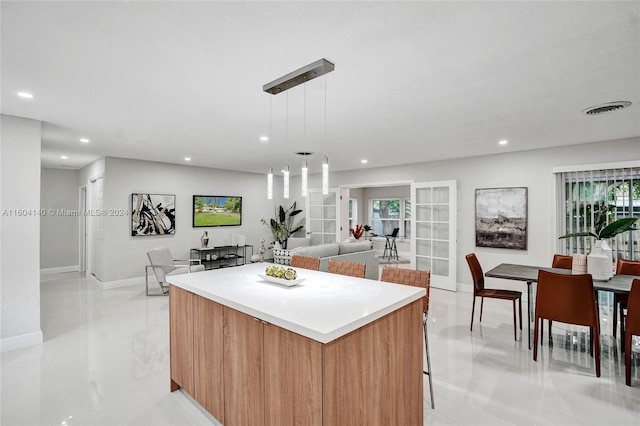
[
  {"x1": 40, "y1": 168, "x2": 79, "y2": 271},
  {"x1": 0, "y1": 114, "x2": 43, "y2": 352},
  {"x1": 325, "y1": 137, "x2": 639, "y2": 292},
  {"x1": 99, "y1": 157, "x2": 282, "y2": 283}
]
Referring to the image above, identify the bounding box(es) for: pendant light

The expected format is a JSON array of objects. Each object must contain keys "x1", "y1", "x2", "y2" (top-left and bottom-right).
[
  {"x1": 267, "y1": 97, "x2": 273, "y2": 199},
  {"x1": 283, "y1": 92, "x2": 290, "y2": 199},
  {"x1": 322, "y1": 76, "x2": 329, "y2": 195},
  {"x1": 322, "y1": 156, "x2": 329, "y2": 195},
  {"x1": 262, "y1": 59, "x2": 335, "y2": 198},
  {"x1": 301, "y1": 83, "x2": 308, "y2": 197},
  {"x1": 283, "y1": 164, "x2": 290, "y2": 198}
]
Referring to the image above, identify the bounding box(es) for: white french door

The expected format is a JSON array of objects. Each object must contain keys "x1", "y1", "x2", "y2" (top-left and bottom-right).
[
  {"x1": 305, "y1": 188, "x2": 339, "y2": 245},
  {"x1": 411, "y1": 180, "x2": 457, "y2": 291}
]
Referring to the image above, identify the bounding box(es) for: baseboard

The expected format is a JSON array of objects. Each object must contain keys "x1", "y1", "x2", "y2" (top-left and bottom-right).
[
  {"x1": 457, "y1": 282, "x2": 473, "y2": 293},
  {"x1": 87, "y1": 273, "x2": 153, "y2": 290},
  {"x1": 40, "y1": 265, "x2": 79, "y2": 275},
  {"x1": 0, "y1": 330, "x2": 43, "y2": 353}
]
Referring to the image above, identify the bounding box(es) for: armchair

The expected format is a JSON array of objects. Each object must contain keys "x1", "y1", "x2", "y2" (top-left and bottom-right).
[{"x1": 146, "y1": 247, "x2": 205, "y2": 296}]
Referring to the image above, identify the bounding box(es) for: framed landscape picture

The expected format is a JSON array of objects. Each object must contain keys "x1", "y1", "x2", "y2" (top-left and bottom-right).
[
  {"x1": 475, "y1": 187, "x2": 527, "y2": 250},
  {"x1": 193, "y1": 195, "x2": 242, "y2": 227},
  {"x1": 131, "y1": 193, "x2": 176, "y2": 236}
]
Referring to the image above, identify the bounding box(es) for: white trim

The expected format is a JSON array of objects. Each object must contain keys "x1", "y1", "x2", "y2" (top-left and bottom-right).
[
  {"x1": 87, "y1": 273, "x2": 151, "y2": 290},
  {"x1": 0, "y1": 330, "x2": 43, "y2": 353},
  {"x1": 40, "y1": 265, "x2": 79, "y2": 275},
  {"x1": 339, "y1": 179, "x2": 414, "y2": 189},
  {"x1": 552, "y1": 160, "x2": 640, "y2": 174}
]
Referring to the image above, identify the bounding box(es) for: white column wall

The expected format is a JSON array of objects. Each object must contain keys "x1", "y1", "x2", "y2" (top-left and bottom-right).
[{"x1": 0, "y1": 114, "x2": 43, "y2": 352}]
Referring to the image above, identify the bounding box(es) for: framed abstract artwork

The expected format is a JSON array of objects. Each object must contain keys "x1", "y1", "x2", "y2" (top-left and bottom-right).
[
  {"x1": 475, "y1": 187, "x2": 527, "y2": 250},
  {"x1": 131, "y1": 193, "x2": 176, "y2": 236}
]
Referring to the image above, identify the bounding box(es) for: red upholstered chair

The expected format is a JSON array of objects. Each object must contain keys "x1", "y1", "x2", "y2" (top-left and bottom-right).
[
  {"x1": 380, "y1": 267, "x2": 434, "y2": 409},
  {"x1": 533, "y1": 270, "x2": 601, "y2": 377},
  {"x1": 616, "y1": 259, "x2": 640, "y2": 349},
  {"x1": 289, "y1": 255, "x2": 320, "y2": 271},
  {"x1": 625, "y1": 279, "x2": 640, "y2": 386},
  {"x1": 552, "y1": 254, "x2": 573, "y2": 270},
  {"x1": 327, "y1": 259, "x2": 366, "y2": 278},
  {"x1": 466, "y1": 253, "x2": 522, "y2": 341},
  {"x1": 544, "y1": 254, "x2": 574, "y2": 342}
]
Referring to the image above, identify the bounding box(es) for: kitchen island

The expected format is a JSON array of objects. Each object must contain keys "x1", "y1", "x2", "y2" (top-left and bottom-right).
[{"x1": 168, "y1": 262, "x2": 425, "y2": 426}]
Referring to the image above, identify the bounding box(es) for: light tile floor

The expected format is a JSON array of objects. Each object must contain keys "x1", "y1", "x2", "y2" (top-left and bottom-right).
[{"x1": 1, "y1": 271, "x2": 639, "y2": 425}]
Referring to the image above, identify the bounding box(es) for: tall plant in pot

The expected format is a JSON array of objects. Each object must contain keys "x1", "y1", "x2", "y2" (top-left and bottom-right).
[
  {"x1": 559, "y1": 211, "x2": 638, "y2": 280},
  {"x1": 261, "y1": 202, "x2": 304, "y2": 249}
]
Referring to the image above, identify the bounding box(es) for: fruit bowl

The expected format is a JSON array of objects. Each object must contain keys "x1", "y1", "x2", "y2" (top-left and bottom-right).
[{"x1": 257, "y1": 273, "x2": 305, "y2": 287}]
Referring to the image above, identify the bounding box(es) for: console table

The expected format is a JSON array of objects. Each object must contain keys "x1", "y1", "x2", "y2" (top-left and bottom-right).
[{"x1": 190, "y1": 245, "x2": 253, "y2": 270}]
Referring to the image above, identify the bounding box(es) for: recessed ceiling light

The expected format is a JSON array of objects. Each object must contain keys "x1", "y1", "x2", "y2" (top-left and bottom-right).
[
  {"x1": 361, "y1": 159, "x2": 368, "y2": 164},
  {"x1": 17, "y1": 91, "x2": 34, "y2": 99},
  {"x1": 60, "y1": 155, "x2": 68, "y2": 159},
  {"x1": 260, "y1": 136, "x2": 269, "y2": 142},
  {"x1": 184, "y1": 157, "x2": 191, "y2": 161},
  {"x1": 80, "y1": 138, "x2": 90, "y2": 143},
  {"x1": 499, "y1": 140, "x2": 508, "y2": 146}
]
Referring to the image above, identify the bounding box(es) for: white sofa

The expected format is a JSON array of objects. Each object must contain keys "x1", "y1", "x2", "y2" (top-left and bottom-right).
[{"x1": 275, "y1": 241, "x2": 379, "y2": 280}]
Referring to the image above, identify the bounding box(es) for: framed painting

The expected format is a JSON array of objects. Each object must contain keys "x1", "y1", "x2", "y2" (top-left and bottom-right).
[
  {"x1": 475, "y1": 187, "x2": 527, "y2": 250},
  {"x1": 131, "y1": 193, "x2": 176, "y2": 236}
]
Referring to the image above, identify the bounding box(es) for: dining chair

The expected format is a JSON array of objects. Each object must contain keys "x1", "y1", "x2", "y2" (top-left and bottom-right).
[
  {"x1": 614, "y1": 259, "x2": 640, "y2": 348},
  {"x1": 625, "y1": 279, "x2": 640, "y2": 386},
  {"x1": 327, "y1": 259, "x2": 366, "y2": 278},
  {"x1": 552, "y1": 254, "x2": 573, "y2": 270},
  {"x1": 466, "y1": 253, "x2": 522, "y2": 341},
  {"x1": 289, "y1": 254, "x2": 320, "y2": 271},
  {"x1": 146, "y1": 247, "x2": 205, "y2": 296},
  {"x1": 543, "y1": 254, "x2": 574, "y2": 342},
  {"x1": 380, "y1": 267, "x2": 434, "y2": 409},
  {"x1": 533, "y1": 270, "x2": 601, "y2": 377}
]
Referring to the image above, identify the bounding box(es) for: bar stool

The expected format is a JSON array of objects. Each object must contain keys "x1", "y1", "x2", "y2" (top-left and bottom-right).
[{"x1": 383, "y1": 228, "x2": 399, "y2": 261}]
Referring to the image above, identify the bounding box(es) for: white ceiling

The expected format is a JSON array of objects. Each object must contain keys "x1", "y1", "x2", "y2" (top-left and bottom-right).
[{"x1": 1, "y1": 1, "x2": 639, "y2": 174}]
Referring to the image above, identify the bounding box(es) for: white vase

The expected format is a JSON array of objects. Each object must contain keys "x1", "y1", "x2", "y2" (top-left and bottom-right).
[{"x1": 587, "y1": 239, "x2": 612, "y2": 281}]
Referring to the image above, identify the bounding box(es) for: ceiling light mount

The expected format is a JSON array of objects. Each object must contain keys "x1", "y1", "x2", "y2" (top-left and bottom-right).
[
  {"x1": 582, "y1": 101, "x2": 631, "y2": 115},
  {"x1": 263, "y1": 59, "x2": 335, "y2": 95},
  {"x1": 295, "y1": 151, "x2": 314, "y2": 156}
]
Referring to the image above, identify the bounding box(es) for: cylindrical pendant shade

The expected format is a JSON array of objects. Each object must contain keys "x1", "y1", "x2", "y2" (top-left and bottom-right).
[
  {"x1": 267, "y1": 168, "x2": 273, "y2": 200},
  {"x1": 322, "y1": 156, "x2": 329, "y2": 195},
  {"x1": 283, "y1": 164, "x2": 290, "y2": 199},
  {"x1": 301, "y1": 161, "x2": 308, "y2": 197}
]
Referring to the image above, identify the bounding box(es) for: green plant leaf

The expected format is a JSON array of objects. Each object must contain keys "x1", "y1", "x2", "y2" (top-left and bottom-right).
[
  {"x1": 558, "y1": 231, "x2": 597, "y2": 239},
  {"x1": 598, "y1": 217, "x2": 638, "y2": 239}
]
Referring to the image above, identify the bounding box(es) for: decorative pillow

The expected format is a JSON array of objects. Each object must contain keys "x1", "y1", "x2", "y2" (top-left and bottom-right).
[
  {"x1": 339, "y1": 241, "x2": 373, "y2": 254},
  {"x1": 295, "y1": 243, "x2": 340, "y2": 258}
]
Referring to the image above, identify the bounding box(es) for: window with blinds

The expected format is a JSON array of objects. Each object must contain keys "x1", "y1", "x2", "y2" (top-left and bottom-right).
[{"x1": 559, "y1": 166, "x2": 640, "y2": 261}]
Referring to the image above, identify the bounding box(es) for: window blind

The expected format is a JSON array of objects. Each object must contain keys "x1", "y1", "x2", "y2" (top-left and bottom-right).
[{"x1": 559, "y1": 167, "x2": 640, "y2": 261}]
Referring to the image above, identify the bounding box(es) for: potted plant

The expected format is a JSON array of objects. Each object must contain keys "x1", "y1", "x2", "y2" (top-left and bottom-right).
[
  {"x1": 261, "y1": 202, "x2": 304, "y2": 250},
  {"x1": 559, "y1": 211, "x2": 638, "y2": 280},
  {"x1": 350, "y1": 224, "x2": 365, "y2": 240}
]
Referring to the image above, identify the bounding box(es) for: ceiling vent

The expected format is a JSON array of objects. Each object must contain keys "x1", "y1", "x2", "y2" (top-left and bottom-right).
[{"x1": 582, "y1": 101, "x2": 631, "y2": 115}]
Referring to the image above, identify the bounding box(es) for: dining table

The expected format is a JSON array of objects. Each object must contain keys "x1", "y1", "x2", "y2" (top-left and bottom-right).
[{"x1": 484, "y1": 263, "x2": 639, "y2": 349}]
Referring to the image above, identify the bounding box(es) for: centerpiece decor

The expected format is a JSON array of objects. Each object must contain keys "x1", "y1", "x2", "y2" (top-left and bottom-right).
[
  {"x1": 261, "y1": 202, "x2": 304, "y2": 250},
  {"x1": 559, "y1": 212, "x2": 638, "y2": 280}
]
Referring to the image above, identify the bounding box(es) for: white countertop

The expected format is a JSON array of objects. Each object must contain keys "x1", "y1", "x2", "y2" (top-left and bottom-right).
[{"x1": 167, "y1": 262, "x2": 425, "y2": 344}]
